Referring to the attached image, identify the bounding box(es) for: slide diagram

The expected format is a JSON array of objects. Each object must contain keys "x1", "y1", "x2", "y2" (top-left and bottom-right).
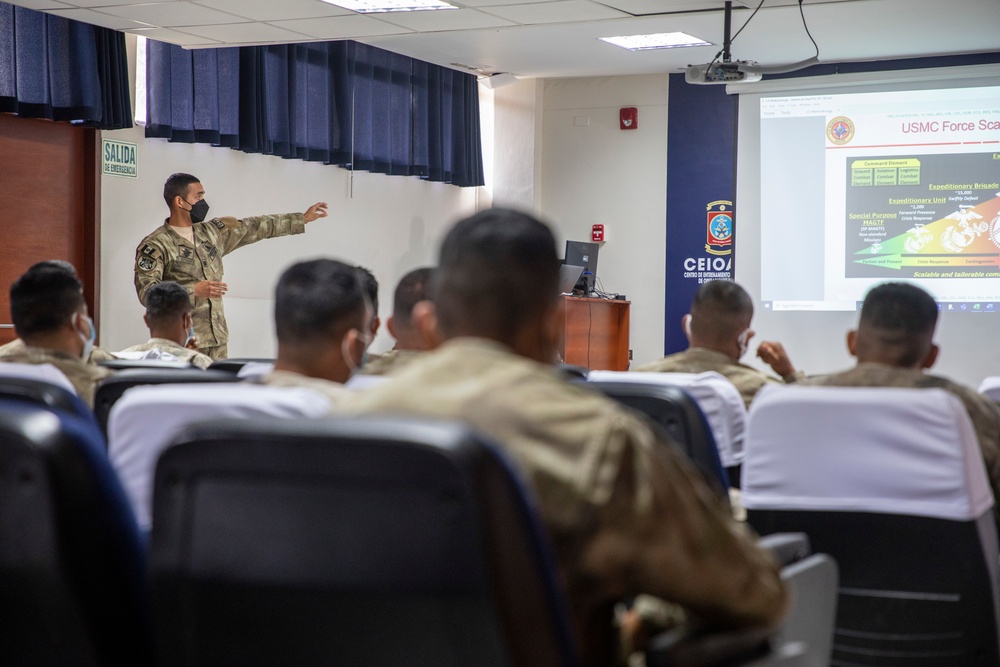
[{"x1": 847, "y1": 153, "x2": 1000, "y2": 278}]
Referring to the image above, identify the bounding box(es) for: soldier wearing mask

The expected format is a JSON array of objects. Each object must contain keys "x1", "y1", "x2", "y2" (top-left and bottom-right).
[{"x1": 133, "y1": 172, "x2": 329, "y2": 360}]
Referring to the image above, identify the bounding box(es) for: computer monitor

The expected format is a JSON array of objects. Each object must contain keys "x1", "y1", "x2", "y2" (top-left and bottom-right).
[{"x1": 564, "y1": 240, "x2": 599, "y2": 293}]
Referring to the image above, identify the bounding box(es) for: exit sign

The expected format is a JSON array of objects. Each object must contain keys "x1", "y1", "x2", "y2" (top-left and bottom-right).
[{"x1": 102, "y1": 139, "x2": 137, "y2": 179}]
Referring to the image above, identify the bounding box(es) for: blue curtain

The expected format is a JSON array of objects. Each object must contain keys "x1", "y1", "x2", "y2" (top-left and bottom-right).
[
  {"x1": 146, "y1": 39, "x2": 484, "y2": 187},
  {"x1": 0, "y1": 3, "x2": 132, "y2": 129},
  {"x1": 145, "y1": 39, "x2": 239, "y2": 146}
]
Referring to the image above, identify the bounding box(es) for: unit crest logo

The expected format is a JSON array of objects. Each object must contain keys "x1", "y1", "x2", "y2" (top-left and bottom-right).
[
  {"x1": 706, "y1": 200, "x2": 734, "y2": 256},
  {"x1": 827, "y1": 116, "x2": 855, "y2": 145}
]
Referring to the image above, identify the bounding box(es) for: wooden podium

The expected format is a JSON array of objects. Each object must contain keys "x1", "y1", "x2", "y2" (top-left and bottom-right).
[{"x1": 560, "y1": 296, "x2": 631, "y2": 371}]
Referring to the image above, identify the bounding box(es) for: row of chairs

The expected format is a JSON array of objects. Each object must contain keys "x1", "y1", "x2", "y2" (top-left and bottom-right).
[
  {"x1": 582, "y1": 370, "x2": 1000, "y2": 666},
  {"x1": 0, "y1": 365, "x2": 838, "y2": 666}
]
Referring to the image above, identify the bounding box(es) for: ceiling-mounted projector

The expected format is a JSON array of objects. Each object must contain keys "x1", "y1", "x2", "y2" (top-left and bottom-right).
[
  {"x1": 685, "y1": 0, "x2": 819, "y2": 85},
  {"x1": 685, "y1": 61, "x2": 762, "y2": 84}
]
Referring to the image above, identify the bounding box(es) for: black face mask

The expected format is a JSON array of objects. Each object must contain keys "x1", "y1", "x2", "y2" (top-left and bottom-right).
[{"x1": 186, "y1": 198, "x2": 210, "y2": 223}]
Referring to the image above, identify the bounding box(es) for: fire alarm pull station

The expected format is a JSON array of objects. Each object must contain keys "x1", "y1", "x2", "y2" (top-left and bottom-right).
[
  {"x1": 592, "y1": 224, "x2": 605, "y2": 243},
  {"x1": 620, "y1": 107, "x2": 637, "y2": 130}
]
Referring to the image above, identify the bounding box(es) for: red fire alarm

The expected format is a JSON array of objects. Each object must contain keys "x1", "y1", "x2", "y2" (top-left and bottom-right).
[
  {"x1": 592, "y1": 224, "x2": 605, "y2": 243},
  {"x1": 620, "y1": 107, "x2": 638, "y2": 130}
]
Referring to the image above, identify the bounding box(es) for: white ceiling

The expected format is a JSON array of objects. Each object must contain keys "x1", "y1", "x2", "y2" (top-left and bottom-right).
[{"x1": 6, "y1": 0, "x2": 1000, "y2": 78}]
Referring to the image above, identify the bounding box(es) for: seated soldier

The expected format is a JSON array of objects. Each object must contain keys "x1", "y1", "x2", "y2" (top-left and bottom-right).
[
  {"x1": 361, "y1": 266, "x2": 438, "y2": 376},
  {"x1": 258, "y1": 259, "x2": 372, "y2": 408},
  {"x1": 0, "y1": 262, "x2": 110, "y2": 407},
  {"x1": 345, "y1": 209, "x2": 787, "y2": 667},
  {"x1": 117, "y1": 281, "x2": 213, "y2": 368},
  {"x1": 0, "y1": 260, "x2": 117, "y2": 363},
  {"x1": 635, "y1": 280, "x2": 801, "y2": 408},
  {"x1": 803, "y1": 282, "x2": 1000, "y2": 510}
]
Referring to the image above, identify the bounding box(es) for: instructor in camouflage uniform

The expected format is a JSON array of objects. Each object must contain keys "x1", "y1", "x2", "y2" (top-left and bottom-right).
[{"x1": 134, "y1": 173, "x2": 329, "y2": 360}]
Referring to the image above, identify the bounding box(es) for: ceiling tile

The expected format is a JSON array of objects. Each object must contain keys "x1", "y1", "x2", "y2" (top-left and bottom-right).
[
  {"x1": 129, "y1": 26, "x2": 222, "y2": 46},
  {"x1": 111, "y1": 2, "x2": 250, "y2": 27},
  {"x1": 597, "y1": 0, "x2": 753, "y2": 13},
  {"x1": 174, "y1": 21, "x2": 315, "y2": 43},
  {"x1": 63, "y1": 0, "x2": 183, "y2": 6},
  {"x1": 45, "y1": 6, "x2": 156, "y2": 28},
  {"x1": 377, "y1": 7, "x2": 514, "y2": 30},
  {"x1": 269, "y1": 14, "x2": 413, "y2": 39},
  {"x1": 2, "y1": 0, "x2": 73, "y2": 9},
  {"x1": 190, "y1": 0, "x2": 354, "y2": 21},
  {"x1": 455, "y1": 0, "x2": 555, "y2": 5},
  {"x1": 482, "y1": 1, "x2": 628, "y2": 24}
]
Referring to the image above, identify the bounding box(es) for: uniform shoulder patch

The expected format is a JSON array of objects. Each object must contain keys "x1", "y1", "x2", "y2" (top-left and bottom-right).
[
  {"x1": 212, "y1": 218, "x2": 226, "y2": 230},
  {"x1": 139, "y1": 243, "x2": 162, "y2": 260},
  {"x1": 137, "y1": 255, "x2": 157, "y2": 271}
]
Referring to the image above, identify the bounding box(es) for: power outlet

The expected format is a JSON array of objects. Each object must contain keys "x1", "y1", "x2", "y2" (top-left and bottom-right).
[{"x1": 628, "y1": 349, "x2": 633, "y2": 360}]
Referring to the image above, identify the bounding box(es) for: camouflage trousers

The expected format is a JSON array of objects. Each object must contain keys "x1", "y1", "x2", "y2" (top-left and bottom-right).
[{"x1": 198, "y1": 343, "x2": 228, "y2": 361}]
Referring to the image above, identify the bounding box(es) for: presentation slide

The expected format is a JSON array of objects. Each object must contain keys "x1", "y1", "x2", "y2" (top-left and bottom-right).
[{"x1": 758, "y1": 84, "x2": 1000, "y2": 311}]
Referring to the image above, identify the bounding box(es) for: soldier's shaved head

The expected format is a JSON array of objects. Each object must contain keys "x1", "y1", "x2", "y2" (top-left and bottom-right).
[
  {"x1": 854, "y1": 282, "x2": 938, "y2": 368},
  {"x1": 689, "y1": 281, "x2": 753, "y2": 348},
  {"x1": 10, "y1": 262, "x2": 85, "y2": 338},
  {"x1": 163, "y1": 173, "x2": 201, "y2": 208},
  {"x1": 144, "y1": 282, "x2": 191, "y2": 329},
  {"x1": 275, "y1": 259, "x2": 368, "y2": 347},
  {"x1": 434, "y1": 208, "x2": 560, "y2": 362}
]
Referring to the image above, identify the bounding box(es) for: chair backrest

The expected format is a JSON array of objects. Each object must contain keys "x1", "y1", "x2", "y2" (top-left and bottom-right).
[
  {"x1": 587, "y1": 370, "x2": 747, "y2": 468},
  {"x1": 585, "y1": 377, "x2": 730, "y2": 496},
  {"x1": 208, "y1": 357, "x2": 274, "y2": 373},
  {"x1": 0, "y1": 399, "x2": 151, "y2": 665},
  {"x1": 236, "y1": 361, "x2": 274, "y2": 379},
  {"x1": 108, "y1": 383, "x2": 334, "y2": 530},
  {"x1": 979, "y1": 376, "x2": 1000, "y2": 404},
  {"x1": 0, "y1": 373, "x2": 95, "y2": 421},
  {"x1": 0, "y1": 361, "x2": 77, "y2": 394},
  {"x1": 743, "y1": 384, "x2": 1000, "y2": 666},
  {"x1": 149, "y1": 416, "x2": 580, "y2": 667},
  {"x1": 94, "y1": 368, "x2": 239, "y2": 436},
  {"x1": 99, "y1": 358, "x2": 194, "y2": 371}
]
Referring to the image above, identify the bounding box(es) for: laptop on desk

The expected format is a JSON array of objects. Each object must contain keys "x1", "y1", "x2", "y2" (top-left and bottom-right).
[{"x1": 559, "y1": 264, "x2": 585, "y2": 295}]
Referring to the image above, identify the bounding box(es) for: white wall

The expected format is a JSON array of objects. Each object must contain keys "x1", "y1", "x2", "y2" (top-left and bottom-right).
[
  {"x1": 99, "y1": 36, "x2": 480, "y2": 357},
  {"x1": 538, "y1": 75, "x2": 669, "y2": 366}
]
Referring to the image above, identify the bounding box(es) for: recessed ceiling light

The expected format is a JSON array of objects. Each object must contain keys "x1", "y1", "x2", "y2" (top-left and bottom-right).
[
  {"x1": 320, "y1": 0, "x2": 458, "y2": 12},
  {"x1": 599, "y1": 32, "x2": 712, "y2": 51}
]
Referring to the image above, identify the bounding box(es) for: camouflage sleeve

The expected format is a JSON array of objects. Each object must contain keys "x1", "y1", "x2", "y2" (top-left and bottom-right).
[
  {"x1": 586, "y1": 413, "x2": 788, "y2": 631},
  {"x1": 212, "y1": 212, "x2": 307, "y2": 257},
  {"x1": 134, "y1": 240, "x2": 165, "y2": 306}
]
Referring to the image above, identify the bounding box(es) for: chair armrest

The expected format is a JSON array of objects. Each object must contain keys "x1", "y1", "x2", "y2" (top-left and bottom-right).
[
  {"x1": 645, "y1": 624, "x2": 772, "y2": 667},
  {"x1": 757, "y1": 533, "x2": 810, "y2": 567}
]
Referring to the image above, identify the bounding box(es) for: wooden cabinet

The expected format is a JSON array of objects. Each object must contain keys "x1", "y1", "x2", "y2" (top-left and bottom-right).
[{"x1": 560, "y1": 296, "x2": 630, "y2": 371}]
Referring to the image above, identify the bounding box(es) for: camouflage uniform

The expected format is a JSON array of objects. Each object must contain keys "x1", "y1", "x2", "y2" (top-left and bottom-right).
[
  {"x1": 359, "y1": 348, "x2": 423, "y2": 376},
  {"x1": 344, "y1": 338, "x2": 787, "y2": 667},
  {"x1": 259, "y1": 370, "x2": 351, "y2": 412},
  {"x1": 0, "y1": 345, "x2": 111, "y2": 407},
  {"x1": 0, "y1": 338, "x2": 117, "y2": 364},
  {"x1": 803, "y1": 363, "x2": 1000, "y2": 516},
  {"x1": 134, "y1": 213, "x2": 306, "y2": 360},
  {"x1": 118, "y1": 338, "x2": 213, "y2": 369},
  {"x1": 635, "y1": 347, "x2": 802, "y2": 409}
]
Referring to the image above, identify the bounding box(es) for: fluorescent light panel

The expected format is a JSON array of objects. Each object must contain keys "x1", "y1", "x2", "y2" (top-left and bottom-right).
[
  {"x1": 599, "y1": 32, "x2": 711, "y2": 51},
  {"x1": 319, "y1": 0, "x2": 457, "y2": 12}
]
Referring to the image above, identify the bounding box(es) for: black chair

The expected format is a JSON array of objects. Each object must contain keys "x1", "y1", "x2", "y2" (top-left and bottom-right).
[
  {"x1": 149, "y1": 416, "x2": 580, "y2": 667},
  {"x1": 744, "y1": 385, "x2": 1000, "y2": 666},
  {"x1": 0, "y1": 398, "x2": 152, "y2": 665},
  {"x1": 586, "y1": 380, "x2": 730, "y2": 497},
  {"x1": 93, "y1": 368, "x2": 239, "y2": 437},
  {"x1": 208, "y1": 357, "x2": 274, "y2": 374},
  {"x1": 0, "y1": 375, "x2": 94, "y2": 421},
  {"x1": 99, "y1": 358, "x2": 195, "y2": 371}
]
